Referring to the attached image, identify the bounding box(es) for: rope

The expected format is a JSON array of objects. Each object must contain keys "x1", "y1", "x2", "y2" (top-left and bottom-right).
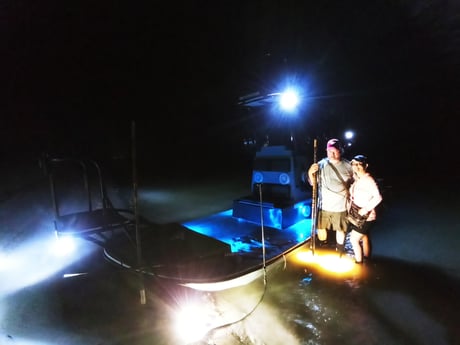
[{"x1": 204, "y1": 183, "x2": 268, "y2": 338}]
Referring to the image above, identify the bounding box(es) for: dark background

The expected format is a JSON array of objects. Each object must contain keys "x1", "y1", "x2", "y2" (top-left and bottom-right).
[{"x1": 1, "y1": 0, "x2": 458, "y2": 185}]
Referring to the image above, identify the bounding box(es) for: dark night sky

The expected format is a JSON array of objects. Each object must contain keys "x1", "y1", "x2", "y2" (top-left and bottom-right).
[{"x1": 1, "y1": 1, "x2": 459, "y2": 182}]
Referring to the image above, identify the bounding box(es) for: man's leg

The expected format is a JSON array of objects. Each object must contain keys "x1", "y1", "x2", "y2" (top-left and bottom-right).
[
  {"x1": 336, "y1": 229, "x2": 345, "y2": 245},
  {"x1": 335, "y1": 211, "x2": 348, "y2": 256},
  {"x1": 335, "y1": 230, "x2": 346, "y2": 256},
  {"x1": 317, "y1": 228, "x2": 327, "y2": 241},
  {"x1": 316, "y1": 211, "x2": 328, "y2": 245}
]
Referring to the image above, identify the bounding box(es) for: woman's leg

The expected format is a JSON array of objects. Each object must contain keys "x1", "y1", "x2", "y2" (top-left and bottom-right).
[
  {"x1": 361, "y1": 235, "x2": 370, "y2": 258},
  {"x1": 360, "y1": 221, "x2": 373, "y2": 258},
  {"x1": 350, "y1": 230, "x2": 364, "y2": 263}
]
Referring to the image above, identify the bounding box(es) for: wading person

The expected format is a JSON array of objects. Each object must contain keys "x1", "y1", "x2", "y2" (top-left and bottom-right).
[
  {"x1": 347, "y1": 155, "x2": 383, "y2": 263},
  {"x1": 307, "y1": 138, "x2": 353, "y2": 254}
]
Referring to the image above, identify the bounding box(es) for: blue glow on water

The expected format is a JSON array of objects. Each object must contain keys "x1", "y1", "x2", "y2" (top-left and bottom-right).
[{"x1": 268, "y1": 208, "x2": 282, "y2": 229}]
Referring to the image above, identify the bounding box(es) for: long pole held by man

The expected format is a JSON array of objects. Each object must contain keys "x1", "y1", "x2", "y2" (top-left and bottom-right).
[{"x1": 310, "y1": 139, "x2": 318, "y2": 255}]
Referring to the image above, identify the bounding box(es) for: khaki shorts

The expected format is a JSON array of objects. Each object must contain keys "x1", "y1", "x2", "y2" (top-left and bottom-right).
[{"x1": 317, "y1": 210, "x2": 348, "y2": 233}]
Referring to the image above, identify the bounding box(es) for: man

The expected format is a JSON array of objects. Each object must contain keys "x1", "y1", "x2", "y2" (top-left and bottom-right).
[{"x1": 307, "y1": 138, "x2": 353, "y2": 253}]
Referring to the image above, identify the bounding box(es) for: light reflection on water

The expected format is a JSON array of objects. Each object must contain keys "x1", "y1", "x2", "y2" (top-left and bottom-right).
[
  {"x1": 44, "y1": 238, "x2": 457, "y2": 345},
  {"x1": 166, "y1": 246, "x2": 459, "y2": 345}
]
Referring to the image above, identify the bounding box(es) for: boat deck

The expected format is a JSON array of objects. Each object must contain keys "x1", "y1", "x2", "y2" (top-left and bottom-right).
[{"x1": 103, "y1": 209, "x2": 312, "y2": 287}]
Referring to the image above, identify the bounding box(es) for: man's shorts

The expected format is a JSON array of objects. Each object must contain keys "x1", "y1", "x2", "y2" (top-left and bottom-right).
[{"x1": 317, "y1": 210, "x2": 348, "y2": 232}]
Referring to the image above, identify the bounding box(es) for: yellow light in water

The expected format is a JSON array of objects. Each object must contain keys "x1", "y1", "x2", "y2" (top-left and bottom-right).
[
  {"x1": 318, "y1": 253, "x2": 355, "y2": 273},
  {"x1": 294, "y1": 249, "x2": 356, "y2": 275}
]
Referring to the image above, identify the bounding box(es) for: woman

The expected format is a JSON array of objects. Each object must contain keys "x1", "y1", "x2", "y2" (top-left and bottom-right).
[{"x1": 348, "y1": 155, "x2": 383, "y2": 263}]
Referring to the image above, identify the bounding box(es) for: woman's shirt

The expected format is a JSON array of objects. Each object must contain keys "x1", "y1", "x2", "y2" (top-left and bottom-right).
[{"x1": 349, "y1": 172, "x2": 382, "y2": 221}]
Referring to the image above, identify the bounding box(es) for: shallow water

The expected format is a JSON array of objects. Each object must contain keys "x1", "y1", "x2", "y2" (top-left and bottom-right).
[
  {"x1": 137, "y1": 246, "x2": 458, "y2": 345},
  {"x1": 1, "y1": 167, "x2": 459, "y2": 345}
]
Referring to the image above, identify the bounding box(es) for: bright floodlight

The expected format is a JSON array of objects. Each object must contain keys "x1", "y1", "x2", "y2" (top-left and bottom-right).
[
  {"x1": 52, "y1": 235, "x2": 77, "y2": 256},
  {"x1": 174, "y1": 302, "x2": 216, "y2": 343},
  {"x1": 344, "y1": 130, "x2": 354, "y2": 140},
  {"x1": 279, "y1": 89, "x2": 299, "y2": 112}
]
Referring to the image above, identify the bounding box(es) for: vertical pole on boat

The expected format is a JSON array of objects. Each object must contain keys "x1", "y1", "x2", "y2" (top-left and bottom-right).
[
  {"x1": 257, "y1": 183, "x2": 267, "y2": 285},
  {"x1": 132, "y1": 121, "x2": 146, "y2": 305},
  {"x1": 310, "y1": 139, "x2": 318, "y2": 255}
]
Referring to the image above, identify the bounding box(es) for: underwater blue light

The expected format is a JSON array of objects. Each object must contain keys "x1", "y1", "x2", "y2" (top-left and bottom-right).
[
  {"x1": 183, "y1": 223, "x2": 215, "y2": 238},
  {"x1": 286, "y1": 219, "x2": 311, "y2": 243},
  {"x1": 299, "y1": 204, "x2": 311, "y2": 218},
  {"x1": 219, "y1": 210, "x2": 233, "y2": 216},
  {"x1": 182, "y1": 201, "x2": 313, "y2": 256},
  {"x1": 268, "y1": 208, "x2": 282, "y2": 229}
]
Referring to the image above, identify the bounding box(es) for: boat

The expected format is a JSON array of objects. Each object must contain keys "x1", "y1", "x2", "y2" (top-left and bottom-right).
[{"x1": 41, "y1": 142, "x2": 313, "y2": 291}]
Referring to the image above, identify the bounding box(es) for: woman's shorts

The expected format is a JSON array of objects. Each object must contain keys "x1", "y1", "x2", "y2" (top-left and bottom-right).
[{"x1": 348, "y1": 220, "x2": 374, "y2": 235}]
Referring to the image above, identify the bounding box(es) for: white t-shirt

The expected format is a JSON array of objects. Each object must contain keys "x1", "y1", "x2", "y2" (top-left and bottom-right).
[
  {"x1": 349, "y1": 172, "x2": 383, "y2": 221},
  {"x1": 317, "y1": 158, "x2": 353, "y2": 212}
]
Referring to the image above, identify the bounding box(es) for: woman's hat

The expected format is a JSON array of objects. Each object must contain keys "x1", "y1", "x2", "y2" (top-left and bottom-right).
[{"x1": 352, "y1": 155, "x2": 368, "y2": 166}]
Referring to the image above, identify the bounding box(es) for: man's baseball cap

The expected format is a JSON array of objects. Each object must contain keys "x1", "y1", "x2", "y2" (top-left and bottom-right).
[{"x1": 326, "y1": 138, "x2": 341, "y2": 150}]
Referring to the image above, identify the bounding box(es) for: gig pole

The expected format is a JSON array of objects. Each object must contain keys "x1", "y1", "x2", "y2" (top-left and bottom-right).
[
  {"x1": 132, "y1": 121, "x2": 146, "y2": 305},
  {"x1": 310, "y1": 139, "x2": 318, "y2": 255}
]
